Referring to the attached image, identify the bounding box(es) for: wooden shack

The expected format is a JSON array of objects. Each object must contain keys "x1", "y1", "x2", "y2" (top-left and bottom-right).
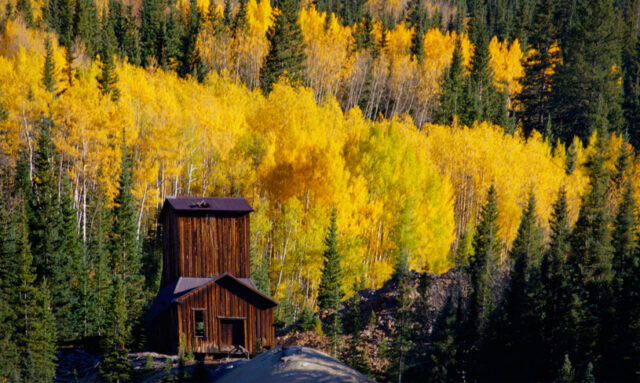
[{"x1": 147, "y1": 197, "x2": 277, "y2": 355}]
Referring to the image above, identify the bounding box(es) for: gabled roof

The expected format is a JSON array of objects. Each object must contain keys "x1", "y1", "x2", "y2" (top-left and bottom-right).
[
  {"x1": 146, "y1": 274, "x2": 277, "y2": 323},
  {"x1": 160, "y1": 197, "x2": 253, "y2": 220}
]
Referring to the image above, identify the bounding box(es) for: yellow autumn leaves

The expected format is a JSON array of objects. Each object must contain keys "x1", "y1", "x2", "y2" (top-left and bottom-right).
[{"x1": 2, "y1": 10, "x2": 636, "y2": 308}]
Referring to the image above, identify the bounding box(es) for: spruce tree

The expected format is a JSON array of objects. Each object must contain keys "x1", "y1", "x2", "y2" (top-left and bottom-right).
[
  {"x1": 607, "y1": 145, "x2": 638, "y2": 380},
  {"x1": 317, "y1": 209, "x2": 342, "y2": 356},
  {"x1": 259, "y1": 0, "x2": 306, "y2": 93},
  {"x1": 97, "y1": 32, "x2": 120, "y2": 102},
  {"x1": 29, "y1": 117, "x2": 73, "y2": 338},
  {"x1": 42, "y1": 37, "x2": 56, "y2": 94},
  {"x1": 484, "y1": 192, "x2": 545, "y2": 380},
  {"x1": 341, "y1": 292, "x2": 370, "y2": 376},
  {"x1": 178, "y1": 0, "x2": 205, "y2": 81},
  {"x1": 73, "y1": 0, "x2": 99, "y2": 57},
  {"x1": 540, "y1": 189, "x2": 573, "y2": 378},
  {"x1": 88, "y1": 175, "x2": 112, "y2": 337},
  {"x1": 111, "y1": 139, "x2": 143, "y2": 337},
  {"x1": 437, "y1": 37, "x2": 464, "y2": 125},
  {"x1": 426, "y1": 294, "x2": 460, "y2": 383},
  {"x1": 387, "y1": 274, "x2": 413, "y2": 383},
  {"x1": 568, "y1": 132, "x2": 614, "y2": 378},
  {"x1": 516, "y1": 0, "x2": 558, "y2": 137},
  {"x1": 140, "y1": 0, "x2": 161, "y2": 66},
  {"x1": 551, "y1": 0, "x2": 623, "y2": 143},
  {"x1": 100, "y1": 275, "x2": 132, "y2": 383}
]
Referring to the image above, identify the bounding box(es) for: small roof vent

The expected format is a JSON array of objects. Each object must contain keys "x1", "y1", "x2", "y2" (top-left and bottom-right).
[{"x1": 193, "y1": 200, "x2": 210, "y2": 208}]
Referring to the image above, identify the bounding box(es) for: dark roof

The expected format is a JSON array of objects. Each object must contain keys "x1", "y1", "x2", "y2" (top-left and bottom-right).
[
  {"x1": 161, "y1": 197, "x2": 253, "y2": 219},
  {"x1": 146, "y1": 274, "x2": 277, "y2": 323},
  {"x1": 146, "y1": 277, "x2": 214, "y2": 323}
]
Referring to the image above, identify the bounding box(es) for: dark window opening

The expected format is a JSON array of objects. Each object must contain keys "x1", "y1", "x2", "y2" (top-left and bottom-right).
[{"x1": 194, "y1": 310, "x2": 205, "y2": 338}]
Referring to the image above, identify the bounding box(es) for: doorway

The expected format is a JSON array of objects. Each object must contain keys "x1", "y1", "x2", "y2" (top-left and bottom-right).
[{"x1": 219, "y1": 318, "x2": 245, "y2": 350}]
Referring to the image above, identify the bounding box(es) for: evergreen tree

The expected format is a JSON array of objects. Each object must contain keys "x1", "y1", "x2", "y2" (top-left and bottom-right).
[
  {"x1": 622, "y1": 8, "x2": 640, "y2": 147},
  {"x1": 568, "y1": 132, "x2": 614, "y2": 378},
  {"x1": 426, "y1": 296, "x2": 459, "y2": 383},
  {"x1": 16, "y1": 0, "x2": 33, "y2": 26},
  {"x1": 111, "y1": 139, "x2": 143, "y2": 337},
  {"x1": 387, "y1": 274, "x2": 413, "y2": 383},
  {"x1": 88, "y1": 175, "x2": 112, "y2": 337},
  {"x1": 73, "y1": 0, "x2": 99, "y2": 57},
  {"x1": 437, "y1": 37, "x2": 465, "y2": 125},
  {"x1": 178, "y1": 0, "x2": 206, "y2": 81},
  {"x1": 60, "y1": 174, "x2": 85, "y2": 339},
  {"x1": 29, "y1": 117, "x2": 73, "y2": 338},
  {"x1": 122, "y1": 5, "x2": 141, "y2": 66},
  {"x1": 42, "y1": 37, "x2": 56, "y2": 94},
  {"x1": 607, "y1": 144, "x2": 638, "y2": 380},
  {"x1": 540, "y1": 189, "x2": 574, "y2": 377},
  {"x1": 97, "y1": 32, "x2": 120, "y2": 102},
  {"x1": 554, "y1": 354, "x2": 575, "y2": 383},
  {"x1": 460, "y1": 185, "x2": 502, "y2": 379},
  {"x1": 461, "y1": 1, "x2": 503, "y2": 126},
  {"x1": 317, "y1": 209, "x2": 342, "y2": 356},
  {"x1": 317, "y1": 209, "x2": 342, "y2": 310},
  {"x1": 100, "y1": 275, "x2": 132, "y2": 383},
  {"x1": 341, "y1": 292, "x2": 370, "y2": 376},
  {"x1": 140, "y1": 0, "x2": 161, "y2": 66},
  {"x1": 551, "y1": 0, "x2": 623, "y2": 143},
  {"x1": 482, "y1": 192, "x2": 545, "y2": 381},
  {"x1": 15, "y1": 200, "x2": 58, "y2": 383},
  {"x1": 516, "y1": 0, "x2": 558, "y2": 137},
  {"x1": 259, "y1": 0, "x2": 306, "y2": 93}
]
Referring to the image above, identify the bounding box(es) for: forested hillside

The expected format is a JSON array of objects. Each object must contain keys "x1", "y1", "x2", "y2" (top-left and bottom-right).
[{"x1": 1, "y1": 0, "x2": 640, "y2": 380}]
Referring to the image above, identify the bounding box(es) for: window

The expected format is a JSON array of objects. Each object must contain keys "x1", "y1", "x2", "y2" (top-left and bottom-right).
[{"x1": 194, "y1": 310, "x2": 205, "y2": 338}]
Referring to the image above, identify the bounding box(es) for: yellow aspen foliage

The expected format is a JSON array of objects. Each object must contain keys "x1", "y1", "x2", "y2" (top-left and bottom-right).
[
  {"x1": 298, "y1": 7, "x2": 352, "y2": 102},
  {"x1": 423, "y1": 122, "x2": 588, "y2": 255},
  {"x1": 488, "y1": 36, "x2": 524, "y2": 100}
]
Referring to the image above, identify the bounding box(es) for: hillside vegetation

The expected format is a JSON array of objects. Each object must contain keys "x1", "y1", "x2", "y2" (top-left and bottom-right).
[{"x1": 1, "y1": 0, "x2": 640, "y2": 381}]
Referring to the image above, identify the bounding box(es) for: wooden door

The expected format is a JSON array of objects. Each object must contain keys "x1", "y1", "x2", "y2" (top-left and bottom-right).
[{"x1": 220, "y1": 319, "x2": 245, "y2": 350}]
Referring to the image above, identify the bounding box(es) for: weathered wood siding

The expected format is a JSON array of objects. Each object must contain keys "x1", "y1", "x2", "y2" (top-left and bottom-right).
[
  {"x1": 177, "y1": 282, "x2": 275, "y2": 354},
  {"x1": 161, "y1": 211, "x2": 251, "y2": 287}
]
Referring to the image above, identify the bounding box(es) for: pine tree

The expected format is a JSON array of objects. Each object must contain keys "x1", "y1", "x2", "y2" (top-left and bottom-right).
[
  {"x1": 73, "y1": 0, "x2": 99, "y2": 57},
  {"x1": 122, "y1": 5, "x2": 141, "y2": 66},
  {"x1": 317, "y1": 209, "x2": 342, "y2": 310},
  {"x1": 16, "y1": 0, "x2": 33, "y2": 26},
  {"x1": 540, "y1": 189, "x2": 573, "y2": 378},
  {"x1": 60, "y1": 174, "x2": 85, "y2": 339},
  {"x1": 29, "y1": 117, "x2": 74, "y2": 338},
  {"x1": 387, "y1": 274, "x2": 413, "y2": 383},
  {"x1": 97, "y1": 32, "x2": 120, "y2": 102},
  {"x1": 15, "y1": 198, "x2": 58, "y2": 383},
  {"x1": 426, "y1": 296, "x2": 459, "y2": 383},
  {"x1": 100, "y1": 275, "x2": 132, "y2": 383},
  {"x1": 317, "y1": 209, "x2": 342, "y2": 356},
  {"x1": 516, "y1": 0, "x2": 558, "y2": 137},
  {"x1": 140, "y1": 0, "x2": 161, "y2": 66},
  {"x1": 622, "y1": 8, "x2": 640, "y2": 147},
  {"x1": 485, "y1": 192, "x2": 545, "y2": 380},
  {"x1": 568, "y1": 132, "x2": 614, "y2": 378},
  {"x1": 88, "y1": 175, "x2": 112, "y2": 337},
  {"x1": 554, "y1": 354, "x2": 575, "y2": 383},
  {"x1": 607, "y1": 144, "x2": 638, "y2": 380},
  {"x1": 461, "y1": 1, "x2": 503, "y2": 127},
  {"x1": 469, "y1": 185, "x2": 502, "y2": 332},
  {"x1": 111, "y1": 139, "x2": 143, "y2": 337},
  {"x1": 437, "y1": 37, "x2": 464, "y2": 125},
  {"x1": 178, "y1": 0, "x2": 206, "y2": 81},
  {"x1": 341, "y1": 293, "x2": 370, "y2": 376},
  {"x1": 551, "y1": 0, "x2": 623, "y2": 143},
  {"x1": 42, "y1": 37, "x2": 56, "y2": 94},
  {"x1": 259, "y1": 0, "x2": 306, "y2": 93}
]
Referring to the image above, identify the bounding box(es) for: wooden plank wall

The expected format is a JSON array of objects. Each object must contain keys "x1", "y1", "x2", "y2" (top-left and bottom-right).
[
  {"x1": 161, "y1": 211, "x2": 251, "y2": 286},
  {"x1": 177, "y1": 282, "x2": 274, "y2": 354}
]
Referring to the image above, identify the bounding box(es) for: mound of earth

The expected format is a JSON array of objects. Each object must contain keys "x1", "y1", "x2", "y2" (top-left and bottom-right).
[{"x1": 211, "y1": 346, "x2": 374, "y2": 383}]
